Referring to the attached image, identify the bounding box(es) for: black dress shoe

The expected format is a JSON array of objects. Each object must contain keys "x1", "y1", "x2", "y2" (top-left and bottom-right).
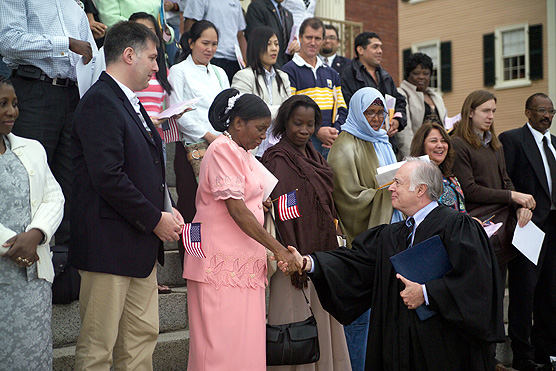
[{"x1": 513, "y1": 359, "x2": 547, "y2": 371}]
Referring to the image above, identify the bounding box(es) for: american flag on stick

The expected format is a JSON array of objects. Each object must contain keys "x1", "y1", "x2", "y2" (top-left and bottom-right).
[
  {"x1": 277, "y1": 190, "x2": 301, "y2": 221},
  {"x1": 182, "y1": 222, "x2": 205, "y2": 258}
]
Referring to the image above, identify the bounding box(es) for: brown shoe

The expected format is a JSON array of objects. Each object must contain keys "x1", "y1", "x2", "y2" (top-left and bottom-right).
[{"x1": 157, "y1": 284, "x2": 172, "y2": 294}]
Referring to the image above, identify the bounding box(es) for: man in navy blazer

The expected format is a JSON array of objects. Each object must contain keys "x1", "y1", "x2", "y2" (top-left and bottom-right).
[
  {"x1": 499, "y1": 93, "x2": 556, "y2": 371},
  {"x1": 70, "y1": 21, "x2": 184, "y2": 370}
]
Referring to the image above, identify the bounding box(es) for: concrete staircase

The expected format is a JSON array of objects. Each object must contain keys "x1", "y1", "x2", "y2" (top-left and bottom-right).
[{"x1": 52, "y1": 143, "x2": 191, "y2": 370}]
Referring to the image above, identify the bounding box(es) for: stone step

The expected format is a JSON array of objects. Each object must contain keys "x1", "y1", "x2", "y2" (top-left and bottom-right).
[
  {"x1": 52, "y1": 287, "x2": 188, "y2": 348},
  {"x1": 165, "y1": 142, "x2": 176, "y2": 188},
  {"x1": 157, "y1": 249, "x2": 186, "y2": 287},
  {"x1": 53, "y1": 329, "x2": 190, "y2": 371}
]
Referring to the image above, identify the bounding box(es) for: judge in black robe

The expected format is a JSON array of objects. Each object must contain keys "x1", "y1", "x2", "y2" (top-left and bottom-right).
[{"x1": 300, "y1": 160, "x2": 506, "y2": 371}]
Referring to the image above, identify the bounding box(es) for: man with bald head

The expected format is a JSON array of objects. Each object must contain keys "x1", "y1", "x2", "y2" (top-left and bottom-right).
[{"x1": 284, "y1": 158, "x2": 505, "y2": 371}]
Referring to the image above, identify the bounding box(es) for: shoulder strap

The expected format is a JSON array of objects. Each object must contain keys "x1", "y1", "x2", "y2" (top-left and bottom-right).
[
  {"x1": 210, "y1": 65, "x2": 224, "y2": 89},
  {"x1": 493, "y1": 149, "x2": 510, "y2": 189},
  {"x1": 300, "y1": 286, "x2": 315, "y2": 316}
]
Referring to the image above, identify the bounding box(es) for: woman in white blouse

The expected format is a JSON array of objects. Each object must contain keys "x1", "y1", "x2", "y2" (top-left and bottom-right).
[
  {"x1": 232, "y1": 26, "x2": 291, "y2": 157},
  {"x1": 169, "y1": 20, "x2": 229, "y2": 227}
]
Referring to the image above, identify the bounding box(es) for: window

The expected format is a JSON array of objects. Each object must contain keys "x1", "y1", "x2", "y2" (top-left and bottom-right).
[
  {"x1": 494, "y1": 24, "x2": 530, "y2": 89},
  {"x1": 501, "y1": 28, "x2": 526, "y2": 81},
  {"x1": 484, "y1": 24, "x2": 543, "y2": 89}
]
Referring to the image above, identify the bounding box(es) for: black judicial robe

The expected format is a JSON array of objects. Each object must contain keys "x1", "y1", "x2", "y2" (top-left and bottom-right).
[{"x1": 310, "y1": 205, "x2": 505, "y2": 371}]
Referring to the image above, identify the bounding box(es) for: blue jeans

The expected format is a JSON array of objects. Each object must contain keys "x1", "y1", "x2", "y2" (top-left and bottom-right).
[
  {"x1": 0, "y1": 57, "x2": 10, "y2": 77},
  {"x1": 310, "y1": 135, "x2": 330, "y2": 159},
  {"x1": 344, "y1": 309, "x2": 371, "y2": 371},
  {"x1": 165, "y1": 22, "x2": 180, "y2": 66}
]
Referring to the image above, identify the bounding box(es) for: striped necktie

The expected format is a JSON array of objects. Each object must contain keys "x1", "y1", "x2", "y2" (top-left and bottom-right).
[{"x1": 405, "y1": 217, "x2": 415, "y2": 248}]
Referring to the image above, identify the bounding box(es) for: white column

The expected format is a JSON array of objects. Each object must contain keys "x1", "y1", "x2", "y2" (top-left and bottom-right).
[{"x1": 315, "y1": 0, "x2": 345, "y2": 21}]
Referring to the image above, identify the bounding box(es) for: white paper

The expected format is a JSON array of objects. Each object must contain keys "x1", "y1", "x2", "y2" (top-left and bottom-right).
[
  {"x1": 483, "y1": 222, "x2": 503, "y2": 238},
  {"x1": 444, "y1": 113, "x2": 461, "y2": 131},
  {"x1": 76, "y1": 57, "x2": 95, "y2": 98},
  {"x1": 235, "y1": 44, "x2": 246, "y2": 69},
  {"x1": 76, "y1": 48, "x2": 106, "y2": 97},
  {"x1": 384, "y1": 94, "x2": 396, "y2": 110},
  {"x1": 154, "y1": 97, "x2": 201, "y2": 119},
  {"x1": 164, "y1": 184, "x2": 173, "y2": 213},
  {"x1": 285, "y1": 25, "x2": 299, "y2": 55},
  {"x1": 512, "y1": 221, "x2": 545, "y2": 265},
  {"x1": 384, "y1": 94, "x2": 396, "y2": 132},
  {"x1": 253, "y1": 159, "x2": 278, "y2": 202},
  {"x1": 376, "y1": 155, "x2": 429, "y2": 188}
]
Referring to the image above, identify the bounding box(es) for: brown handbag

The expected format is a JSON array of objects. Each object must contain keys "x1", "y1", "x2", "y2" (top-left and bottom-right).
[{"x1": 183, "y1": 140, "x2": 208, "y2": 179}]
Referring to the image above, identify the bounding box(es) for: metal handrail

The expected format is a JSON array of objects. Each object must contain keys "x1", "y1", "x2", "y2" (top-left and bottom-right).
[{"x1": 319, "y1": 17, "x2": 364, "y2": 59}]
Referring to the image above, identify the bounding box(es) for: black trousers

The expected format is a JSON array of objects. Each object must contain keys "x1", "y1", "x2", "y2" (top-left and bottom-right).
[
  {"x1": 211, "y1": 57, "x2": 240, "y2": 85},
  {"x1": 174, "y1": 142, "x2": 198, "y2": 267},
  {"x1": 10, "y1": 75, "x2": 79, "y2": 245},
  {"x1": 508, "y1": 210, "x2": 556, "y2": 364}
]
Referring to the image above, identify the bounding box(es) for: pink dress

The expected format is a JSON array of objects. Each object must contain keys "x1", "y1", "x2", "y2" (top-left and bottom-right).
[{"x1": 183, "y1": 134, "x2": 267, "y2": 370}]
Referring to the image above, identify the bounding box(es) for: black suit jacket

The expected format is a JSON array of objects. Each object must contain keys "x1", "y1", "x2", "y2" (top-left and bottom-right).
[
  {"x1": 330, "y1": 55, "x2": 352, "y2": 75},
  {"x1": 499, "y1": 124, "x2": 556, "y2": 227},
  {"x1": 70, "y1": 72, "x2": 166, "y2": 278},
  {"x1": 245, "y1": 0, "x2": 294, "y2": 68}
]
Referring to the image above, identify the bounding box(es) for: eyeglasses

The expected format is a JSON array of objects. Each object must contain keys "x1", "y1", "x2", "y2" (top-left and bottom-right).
[
  {"x1": 364, "y1": 110, "x2": 385, "y2": 119},
  {"x1": 529, "y1": 107, "x2": 556, "y2": 115},
  {"x1": 324, "y1": 36, "x2": 338, "y2": 41}
]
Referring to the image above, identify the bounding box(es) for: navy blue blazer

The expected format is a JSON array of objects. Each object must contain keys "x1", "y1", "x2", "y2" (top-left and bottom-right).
[
  {"x1": 499, "y1": 124, "x2": 556, "y2": 227},
  {"x1": 330, "y1": 55, "x2": 352, "y2": 75},
  {"x1": 70, "y1": 72, "x2": 166, "y2": 278}
]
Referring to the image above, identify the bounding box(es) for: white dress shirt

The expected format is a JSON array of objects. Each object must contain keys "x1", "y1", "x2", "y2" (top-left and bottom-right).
[
  {"x1": 527, "y1": 122, "x2": 556, "y2": 209},
  {"x1": 169, "y1": 55, "x2": 230, "y2": 143}
]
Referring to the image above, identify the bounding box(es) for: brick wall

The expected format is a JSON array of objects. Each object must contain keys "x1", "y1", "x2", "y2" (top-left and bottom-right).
[{"x1": 346, "y1": 0, "x2": 400, "y2": 84}]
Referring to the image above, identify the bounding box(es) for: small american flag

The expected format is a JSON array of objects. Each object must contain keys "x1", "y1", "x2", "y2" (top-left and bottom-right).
[
  {"x1": 278, "y1": 191, "x2": 301, "y2": 221},
  {"x1": 182, "y1": 222, "x2": 205, "y2": 259},
  {"x1": 162, "y1": 117, "x2": 180, "y2": 143}
]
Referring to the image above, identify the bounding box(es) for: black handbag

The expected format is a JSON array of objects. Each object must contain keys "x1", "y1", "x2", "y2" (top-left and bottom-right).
[
  {"x1": 51, "y1": 244, "x2": 81, "y2": 304},
  {"x1": 266, "y1": 287, "x2": 320, "y2": 366}
]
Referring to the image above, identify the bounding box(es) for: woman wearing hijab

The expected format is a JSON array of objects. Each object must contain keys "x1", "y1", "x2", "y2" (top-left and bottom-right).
[{"x1": 327, "y1": 87, "x2": 403, "y2": 371}]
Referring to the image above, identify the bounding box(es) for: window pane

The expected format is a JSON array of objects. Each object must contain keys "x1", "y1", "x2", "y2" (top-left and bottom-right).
[{"x1": 502, "y1": 29, "x2": 525, "y2": 56}]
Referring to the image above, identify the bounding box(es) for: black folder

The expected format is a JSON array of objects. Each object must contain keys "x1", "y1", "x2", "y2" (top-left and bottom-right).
[{"x1": 390, "y1": 235, "x2": 453, "y2": 321}]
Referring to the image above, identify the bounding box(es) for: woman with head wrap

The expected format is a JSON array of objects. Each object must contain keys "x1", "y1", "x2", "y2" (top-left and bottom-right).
[{"x1": 327, "y1": 87, "x2": 403, "y2": 371}]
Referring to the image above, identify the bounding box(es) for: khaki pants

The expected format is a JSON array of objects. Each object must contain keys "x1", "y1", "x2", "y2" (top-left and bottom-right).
[{"x1": 74, "y1": 267, "x2": 159, "y2": 371}]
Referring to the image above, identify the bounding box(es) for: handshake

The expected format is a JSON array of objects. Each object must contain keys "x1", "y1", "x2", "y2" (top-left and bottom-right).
[{"x1": 272, "y1": 246, "x2": 311, "y2": 275}]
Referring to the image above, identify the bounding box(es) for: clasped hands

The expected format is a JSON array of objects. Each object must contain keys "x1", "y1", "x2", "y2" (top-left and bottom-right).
[
  {"x1": 1, "y1": 229, "x2": 44, "y2": 268},
  {"x1": 273, "y1": 245, "x2": 304, "y2": 275}
]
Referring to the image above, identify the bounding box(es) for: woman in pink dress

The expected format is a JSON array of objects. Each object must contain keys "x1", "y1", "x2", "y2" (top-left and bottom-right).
[{"x1": 183, "y1": 88, "x2": 300, "y2": 370}]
